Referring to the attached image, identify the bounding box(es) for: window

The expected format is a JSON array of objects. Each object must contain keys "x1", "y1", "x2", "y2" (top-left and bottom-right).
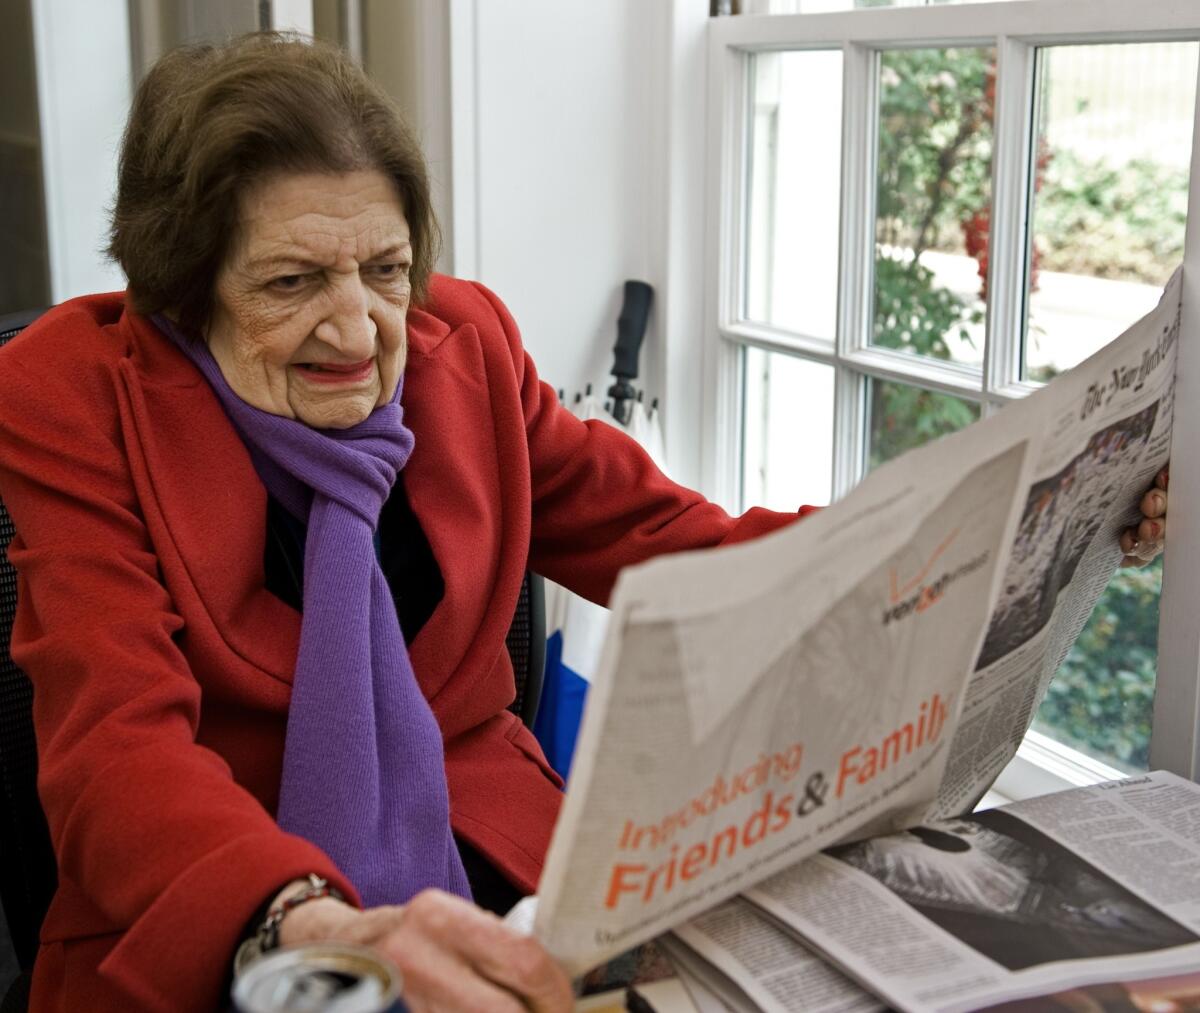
[{"x1": 706, "y1": 2, "x2": 1200, "y2": 797}]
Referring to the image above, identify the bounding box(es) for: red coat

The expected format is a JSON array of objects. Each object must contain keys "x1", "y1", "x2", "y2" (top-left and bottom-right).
[{"x1": 0, "y1": 276, "x2": 809, "y2": 1011}]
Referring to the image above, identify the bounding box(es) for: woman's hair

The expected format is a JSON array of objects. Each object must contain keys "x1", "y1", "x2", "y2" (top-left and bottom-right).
[{"x1": 108, "y1": 33, "x2": 437, "y2": 335}]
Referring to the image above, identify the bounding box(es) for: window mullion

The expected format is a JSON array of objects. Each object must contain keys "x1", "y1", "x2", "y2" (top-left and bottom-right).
[
  {"x1": 831, "y1": 367, "x2": 864, "y2": 500},
  {"x1": 836, "y1": 42, "x2": 875, "y2": 363},
  {"x1": 984, "y1": 35, "x2": 1035, "y2": 395},
  {"x1": 702, "y1": 41, "x2": 752, "y2": 510},
  {"x1": 832, "y1": 42, "x2": 876, "y2": 498}
]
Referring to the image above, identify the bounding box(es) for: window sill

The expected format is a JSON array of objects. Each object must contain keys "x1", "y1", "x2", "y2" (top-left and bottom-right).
[{"x1": 991, "y1": 728, "x2": 1127, "y2": 802}]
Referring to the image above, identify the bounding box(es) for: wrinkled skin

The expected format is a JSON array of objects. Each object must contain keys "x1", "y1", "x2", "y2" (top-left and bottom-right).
[{"x1": 206, "y1": 170, "x2": 411, "y2": 430}]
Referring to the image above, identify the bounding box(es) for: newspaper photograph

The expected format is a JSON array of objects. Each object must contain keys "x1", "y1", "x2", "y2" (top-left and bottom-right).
[
  {"x1": 745, "y1": 772, "x2": 1200, "y2": 1012},
  {"x1": 534, "y1": 271, "x2": 1183, "y2": 976}
]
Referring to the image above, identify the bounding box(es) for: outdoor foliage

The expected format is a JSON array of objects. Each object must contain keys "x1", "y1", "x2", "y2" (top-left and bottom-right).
[
  {"x1": 875, "y1": 48, "x2": 993, "y2": 255},
  {"x1": 1036, "y1": 151, "x2": 1187, "y2": 286},
  {"x1": 1033, "y1": 559, "x2": 1161, "y2": 769},
  {"x1": 869, "y1": 48, "x2": 991, "y2": 468},
  {"x1": 872, "y1": 47, "x2": 1169, "y2": 768}
]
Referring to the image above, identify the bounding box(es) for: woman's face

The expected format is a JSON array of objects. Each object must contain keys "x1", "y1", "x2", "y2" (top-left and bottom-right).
[{"x1": 206, "y1": 169, "x2": 412, "y2": 429}]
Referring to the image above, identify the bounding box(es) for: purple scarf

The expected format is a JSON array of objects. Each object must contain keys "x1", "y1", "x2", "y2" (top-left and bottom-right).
[{"x1": 157, "y1": 317, "x2": 470, "y2": 907}]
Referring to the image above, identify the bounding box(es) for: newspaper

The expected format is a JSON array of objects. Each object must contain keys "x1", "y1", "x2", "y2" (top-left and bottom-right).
[
  {"x1": 668, "y1": 898, "x2": 881, "y2": 1012},
  {"x1": 745, "y1": 771, "x2": 1200, "y2": 1012},
  {"x1": 658, "y1": 938, "x2": 749, "y2": 1013},
  {"x1": 533, "y1": 270, "x2": 1181, "y2": 976}
]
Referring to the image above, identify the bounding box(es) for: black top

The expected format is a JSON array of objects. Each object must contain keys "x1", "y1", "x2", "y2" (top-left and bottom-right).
[
  {"x1": 262, "y1": 477, "x2": 443, "y2": 644},
  {"x1": 261, "y1": 482, "x2": 523, "y2": 914}
]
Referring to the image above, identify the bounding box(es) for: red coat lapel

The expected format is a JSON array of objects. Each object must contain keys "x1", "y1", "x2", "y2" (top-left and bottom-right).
[
  {"x1": 115, "y1": 311, "x2": 301, "y2": 688},
  {"x1": 401, "y1": 310, "x2": 528, "y2": 727}
]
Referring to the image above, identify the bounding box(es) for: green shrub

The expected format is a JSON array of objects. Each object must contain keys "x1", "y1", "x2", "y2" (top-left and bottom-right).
[
  {"x1": 1033, "y1": 560, "x2": 1161, "y2": 770},
  {"x1": 871, "y1": 48, "x2": 1169, "y2": 768}
]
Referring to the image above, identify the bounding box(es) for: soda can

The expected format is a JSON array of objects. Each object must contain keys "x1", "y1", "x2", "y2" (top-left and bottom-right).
[{"x1": 233, "y1": 943, "x2": 405, "y2": 1012}]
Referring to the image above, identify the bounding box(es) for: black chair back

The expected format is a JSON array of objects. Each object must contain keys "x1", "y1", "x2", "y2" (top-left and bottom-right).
[
  {"x1": 0, "y1": 312, "x2": 57, "y2": 1005},
  {"x1": 506, "y1": 572, "x2": 546, "y2": 728}
]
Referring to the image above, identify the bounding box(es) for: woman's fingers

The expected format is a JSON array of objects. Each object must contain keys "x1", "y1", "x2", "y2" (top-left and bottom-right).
[
  {"x1": 1121, "y1": 519, "x2": 1164, "y2": 566},
  {"x1": 378, "y1": 921, "x2": 529, "y2": 1013},
  {"x1": 1141, "y1": 485, "x2": 1167, "y2": 520},
  {"x1": 361, "y1": 891, "x2": 573, "y2": 1013},
  {"x1": 1120, "y1": 467, "x2": 1170, "y2": 567},
  {"x1": 460, "y1": 921, "x2": 574, "y2": 1013},
  {"x1": 342, "y1": 931, "x2": 525, "y2": 1011},
  {"x1": 408, "y1": 891, "x2": 573, "y2": 1013},
  {"x1": 1138, "y1": 513, "x2": 1166, "y2": 545}
]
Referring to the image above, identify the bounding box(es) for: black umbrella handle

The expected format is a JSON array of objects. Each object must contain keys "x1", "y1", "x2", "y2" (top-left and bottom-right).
[
  {"x1": 608, "y1": 281, "x2": 654, "y2": 425},
  {"x1": 611, "y1": 280, "x2": 653, "y2": 381}
]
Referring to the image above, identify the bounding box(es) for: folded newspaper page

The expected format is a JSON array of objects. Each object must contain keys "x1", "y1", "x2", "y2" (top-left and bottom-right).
[
  {"x1": 656, "y1": 940, "x2": 747, "y2": 1013},
  {"x1": 668, "y1": 898, "x2": 881, "y2": 1013},
  {"x1": 535, "y1": 271, "x2": 1181, "y2": 975},
  {"x1": 745, "y1": 770, "x2": 1200, "y2": 1012}
]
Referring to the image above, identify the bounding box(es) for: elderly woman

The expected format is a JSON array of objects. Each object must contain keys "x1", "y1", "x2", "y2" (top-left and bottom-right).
[
  {"x1": 0, "y1": 33, "x2": 1169, "y2": 1013},
  {"x1": 0, "y1": 34, "x2": 821, "y2": 1012}
]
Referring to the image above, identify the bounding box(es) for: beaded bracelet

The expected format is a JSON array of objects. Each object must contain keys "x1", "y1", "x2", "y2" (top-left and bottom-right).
[{"x1": 234, "y1": 874, "x2": 346, "y2": 975}]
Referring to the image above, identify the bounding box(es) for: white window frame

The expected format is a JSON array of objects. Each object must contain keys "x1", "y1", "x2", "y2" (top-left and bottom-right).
[{"x1": 703, "y1": 0, "x2": 1200, "y2": 799}]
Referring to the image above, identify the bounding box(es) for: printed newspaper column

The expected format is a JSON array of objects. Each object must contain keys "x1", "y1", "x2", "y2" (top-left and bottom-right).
[
  {"x1": 931, "y1": 270, "x2": 1181, "y2": 816},
  {"x1": 536, "y1": 435, "x2": 1030, "y2": 973}
]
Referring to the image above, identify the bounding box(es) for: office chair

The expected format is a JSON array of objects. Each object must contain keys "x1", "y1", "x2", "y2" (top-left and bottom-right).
[
  {"x1": 0, "y1": 308, "x2": 546, "y2": 1010},
  {"x1": 506, "y1": 572, "x2": 547, "y2": 728},
  {"x1": 0, "y1": 310, "x2": 54, "y2": 1012}
]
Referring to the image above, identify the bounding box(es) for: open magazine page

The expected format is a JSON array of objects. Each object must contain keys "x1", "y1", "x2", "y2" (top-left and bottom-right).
[
  {"x1": 537, "y1": 432, "x2": 1029, "y2": 973},
  {"x1": 670, "y1": 898, "x2": 882, "y2": 1013},
  {"x1": 931, "y1": 272, "x2": 1181, "y2": 816},
  {"x1": 745, "y1": 771, "x2": 1200, "y2": 1013}
]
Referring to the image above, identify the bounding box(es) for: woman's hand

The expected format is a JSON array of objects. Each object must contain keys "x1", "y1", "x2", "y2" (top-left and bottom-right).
[
  {"x1": 277, "y1": 888, "x2": 573, "y2": 1013},
  {"x1": 1120, "y1": 466, "x2": 1169, "y2": 567}
]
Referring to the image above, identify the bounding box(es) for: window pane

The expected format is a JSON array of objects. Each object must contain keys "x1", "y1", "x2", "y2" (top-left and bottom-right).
[
  {"x1": 1033, "y1": 561, "x2": 1160, "y2": 774},
  {"x1": 867, "y1": 379, "x2": 979, "y2": 470},
  {"x1": 745, "y1": 51, "x2": 843, "y2": 339},
  {"x1": 741, "y1": 347, "x2": 834, "y2": 510},
  {"x1": 1024, "y1": 43, "x2": 1198, "y2": 381},
  {"x1": 872, "y1": 48, "x2": 993, "y2": 369}
]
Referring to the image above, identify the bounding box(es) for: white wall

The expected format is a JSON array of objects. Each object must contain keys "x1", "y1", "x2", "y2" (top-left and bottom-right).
[
  {"x1": 445, "y1": 0, "x2": 713, "y2": 488},
  {"x1": 452, "y1": 0, "x2": 663, "y2": 418},
  {"x1": 32, "y1": 0, "x2": 131, "y2": 302}
]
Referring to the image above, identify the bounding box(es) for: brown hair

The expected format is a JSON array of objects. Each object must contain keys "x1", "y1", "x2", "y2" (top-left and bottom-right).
[{"x1": 108, "y1": 33, "x2": 438, "y2": 335}]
